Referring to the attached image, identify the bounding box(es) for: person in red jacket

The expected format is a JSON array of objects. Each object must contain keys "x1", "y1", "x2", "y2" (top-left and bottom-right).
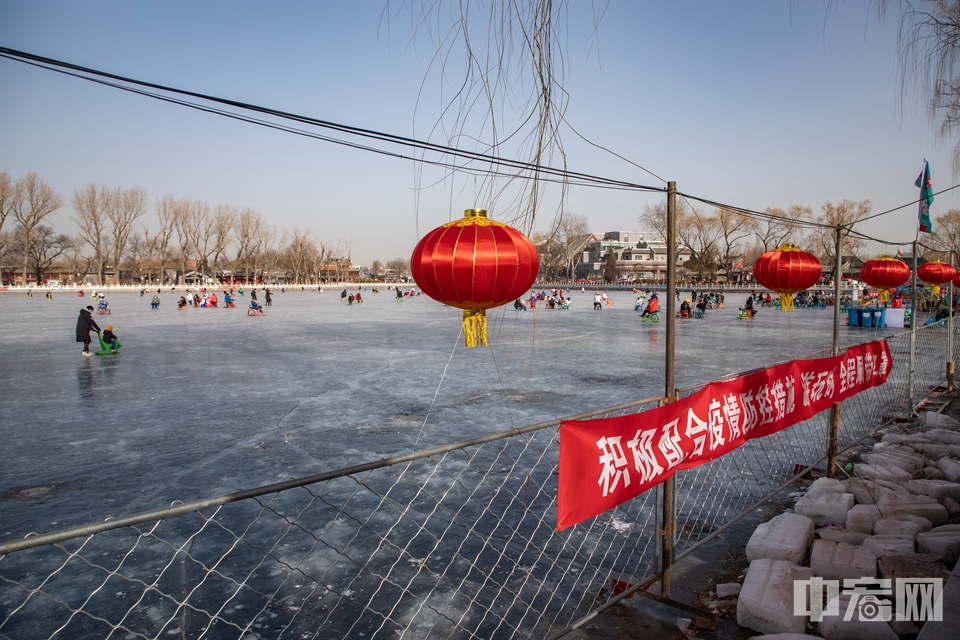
[{"x1": 641, "y1": 295, "x2": 659, "y2": 318}]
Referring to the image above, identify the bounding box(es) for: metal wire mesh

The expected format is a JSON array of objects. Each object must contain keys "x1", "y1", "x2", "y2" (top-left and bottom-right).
[
  {"x1": 0, "y1": 400, "x2": 665, "y2": 640},
  {"x1": 1, "y1": 325, "x2": 956, "y2": 639},
  {"x1": 670, "y1": 325, "x2": 957, "y2": 559}
]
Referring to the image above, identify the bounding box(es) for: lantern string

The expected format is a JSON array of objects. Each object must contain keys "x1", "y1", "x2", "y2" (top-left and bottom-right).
[{"x1": 414, "y1": 322, "x2": 463, "y2": 449}]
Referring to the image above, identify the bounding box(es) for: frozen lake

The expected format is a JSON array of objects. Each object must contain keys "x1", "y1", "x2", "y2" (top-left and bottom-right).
[{"x1": 0, "y1": 287, "x2": 902, "y2": 541}]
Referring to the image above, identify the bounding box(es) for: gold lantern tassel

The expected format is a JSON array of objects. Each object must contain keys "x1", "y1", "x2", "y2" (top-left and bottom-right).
[
  {"x1": 463, "y1": 309, "x2": 488, "y2": 348},
  {"x1": 779, "y1": 293, "x2": 794, "y2": 312},
  {"x1": 878, "y1": 289, "x2": 890, "y2": 306}
]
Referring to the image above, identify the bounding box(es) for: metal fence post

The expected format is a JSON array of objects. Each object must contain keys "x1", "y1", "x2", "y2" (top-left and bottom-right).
[
  {"x1": 910, "y1": 239, "x2": 919, "y2": 412},
  {"x1": 949, "y1": 275, "x2": 955, "y2": 391},
  {"x1": 827, "y1": 225, "x2": 843, "y2": 478},
  {"x1": 661, "y1": 180, "x2": 677, "y2": 598}
]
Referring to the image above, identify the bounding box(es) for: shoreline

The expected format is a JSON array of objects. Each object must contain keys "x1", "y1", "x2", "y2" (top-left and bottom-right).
[{"x1": 0, "y1": 283, "x2": 860, "y2": 294}]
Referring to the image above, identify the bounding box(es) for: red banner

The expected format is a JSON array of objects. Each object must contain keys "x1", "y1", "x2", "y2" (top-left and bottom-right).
[{"x1": 557, "y1": 339, "x2": 892, "y2": 530}]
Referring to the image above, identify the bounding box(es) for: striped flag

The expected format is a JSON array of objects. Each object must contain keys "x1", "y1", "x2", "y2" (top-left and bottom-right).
[{"x1": 916, "y1": 160, "x2": 933, "y2": 233}]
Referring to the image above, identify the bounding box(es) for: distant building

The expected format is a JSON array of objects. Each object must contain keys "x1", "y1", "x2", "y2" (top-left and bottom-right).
[{"x1": 574, "y1": 231, "x2": 692, "y2": 280}]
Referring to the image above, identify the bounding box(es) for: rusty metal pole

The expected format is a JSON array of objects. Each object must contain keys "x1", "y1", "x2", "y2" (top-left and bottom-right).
[
  {"x1": 661, "y1": 181, "x2": 677, "y2": 597},
  {"x1": 910, "y1": 239, "x2": 919, "y2": 412},
  {"x1": 827, "y1": 226, "x2": 843, "y2": 478},
  {"x1": 948, "y1": 253, "x2": 955, "y2": 391}
]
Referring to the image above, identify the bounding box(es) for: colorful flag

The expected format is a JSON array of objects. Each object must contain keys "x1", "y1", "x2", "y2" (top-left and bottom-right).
[{"x1": 916, "y1": 160, "x2": 933, "y2": 233}]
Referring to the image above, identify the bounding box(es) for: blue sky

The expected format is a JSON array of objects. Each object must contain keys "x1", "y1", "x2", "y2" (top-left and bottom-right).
[{"x1": 0, "y1": 1, "x2": 954, "y2": 264}]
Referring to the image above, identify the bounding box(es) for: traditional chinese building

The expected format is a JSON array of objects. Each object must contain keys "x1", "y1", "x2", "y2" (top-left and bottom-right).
[{"x1": 574, "y1": 231, "x2": 692, "y2": 281}]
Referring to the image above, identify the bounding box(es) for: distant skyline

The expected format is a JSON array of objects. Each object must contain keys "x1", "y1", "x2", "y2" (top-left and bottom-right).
[{"x1": 1, "y1": 1, "x2": 957, "y2": 264}]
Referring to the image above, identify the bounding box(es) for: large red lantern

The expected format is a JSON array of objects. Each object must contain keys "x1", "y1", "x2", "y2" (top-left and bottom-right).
[
  {"x1": 917, "y1": 260, "x2": 957, "y2": 285},
  {"x1": 410, "y1": 209, "x2": 539, "y2": 347},
  {"x1": 860, "y1": 257, "x2": 911, "y2": 305},
  {"x1": 752, "y1": 244, "x2": 822, "y2": 312}
]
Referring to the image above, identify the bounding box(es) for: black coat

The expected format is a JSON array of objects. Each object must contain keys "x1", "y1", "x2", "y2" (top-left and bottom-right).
[{"x1": 76, "y1": 309, "x2": 100, "y2": 342}]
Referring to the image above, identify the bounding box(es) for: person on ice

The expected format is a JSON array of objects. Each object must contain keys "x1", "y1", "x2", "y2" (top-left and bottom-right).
[
  {"x1": 76, "y1": 306, "x2": 100, "y2": 356},
  {"x1": 640, "y1": 295, "x2": 659, "y2": 319},
  {"x1": 102, "y1": 325, "x2": 119, "y2": 349}
]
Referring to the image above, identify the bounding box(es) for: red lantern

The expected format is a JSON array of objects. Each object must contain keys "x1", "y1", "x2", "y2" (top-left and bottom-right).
[
  {"x1": 860, "y1": 258, "x2": 911, "y2": 290},
  {"x1": 917, "y1": 260, "x2": 957, "y2": 285},
  {"x1": 953, "y1": 272, "x2": 960, "y2": 289},
  {"x1": 752, "y1": 244, "x2": 822, "y2": 312},
  {"x1": 860, "y1": 257, "x2": 911, "y2": 305},
  {"x1": 410, "y1": 209, "x2": 539, "y2": 347}
]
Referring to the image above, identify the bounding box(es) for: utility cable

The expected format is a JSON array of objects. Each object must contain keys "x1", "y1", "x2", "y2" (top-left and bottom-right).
[
  {"x1": 678, "y1": 191, "x2": 835, "y2": 230},
  {"x1": 0, "y1": 46, "x2": 666, "y2": 196},
  {"x1": 855, "y1": 183, "x2": 960, "y2": 225}
]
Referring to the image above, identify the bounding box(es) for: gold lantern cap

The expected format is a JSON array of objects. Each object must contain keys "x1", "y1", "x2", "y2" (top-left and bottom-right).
[{"x1": 464, "y1": 209, "x2": 488, "y2": 219}]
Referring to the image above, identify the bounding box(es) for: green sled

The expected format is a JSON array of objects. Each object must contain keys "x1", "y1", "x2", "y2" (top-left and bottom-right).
[{"x1": 95, "y1": 332, "x2": 122, "y2": 356}]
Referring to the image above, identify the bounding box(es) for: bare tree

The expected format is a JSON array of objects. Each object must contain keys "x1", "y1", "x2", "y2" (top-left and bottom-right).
[
  {"x1": 328, "y1": 237, "x2": 353, "y2": 281},
  {"x1": 716, "y1": 207, "x2": 757, "y2": 275},
  {"x1": 64, "y1": 238, "x2": 90, "y2": 285},
  {"x1": 0, "y1": 230, "x2": 14, "y2": 285},
  {"x1": 13, "y1": 224, "x2": 74, "y2": 285},
  {"x1": 880, "y1": 1, "x2": 960, "y2": 173},
  {"x1": 11, "y1": 173, "x2": 62, "y2": 286},
  {"x1": 233, "y1": 208, "x2": 262, "y2": 283},
  {"x1": 311, "y1": 241, "x2": 329, "y2": 282},
  {"x1": 678, "y1": 206, "x2": 721, "y2": 280},
  {"x1": 210, "y1": 205, "x2": 236, "y2": 282},
  {"x1": 149, "y1": 195, "x2": 179, "y2": 285},
  {"x1": 812, "y1": 199, "x2": 873, "y2": 261},
  {"x1": 186, "y1": 200, "x2": 214, "y2": 285},
  {"x1": 72, "y1": 184, "x2": 110, "y2": 285},
  {"x1": 124, "y1": 231, "x2": 148, "y2": 283},
  {"x1": 640, "y1": 199, "x2": 698, "y2": 249},
  {"x1": 539, "y1": 210, "x2": 590, "y2": 278},
  {"x1": 369, "y1": 259, "x2": 384, "y2": 278},
  {"x1": 173, "y1": 199, "x2": 195, "y2": 285},
  {"x1": 755, "y1": 206, "x2": 812, "y2": 252},
  {"x1": 285, "y1": 228, "x2": 319, "y2": 283},
  {"x1": 930, "y1": 208, "x2": 960, "y2": 262},
  {"x1": 257, "y1": 224, "x2": 282, "y2": 284},
  {"x1": 106, "y1": 186, "x2": 147, "y2": 284},
  {"x1": 386, "y1": 257, "x2": 409, "y2": 279},
  {"x1": 0, "y1": 172, "x2": 12, "y2": 234}
]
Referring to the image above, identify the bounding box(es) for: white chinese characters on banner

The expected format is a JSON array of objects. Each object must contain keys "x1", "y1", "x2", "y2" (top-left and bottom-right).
[{"x1": 558, "y1": 339, "x2": 893, "y2": 530}]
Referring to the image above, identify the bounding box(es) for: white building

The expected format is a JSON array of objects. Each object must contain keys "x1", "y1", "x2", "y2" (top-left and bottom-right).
[{"x1": 574, "y1": 231, "x2": 692, "y2": 281}]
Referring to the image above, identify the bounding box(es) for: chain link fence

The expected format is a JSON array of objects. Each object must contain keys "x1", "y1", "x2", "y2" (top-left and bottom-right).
[{"x1": 1, "y1": 325, "x2": 956, "y2": 639}]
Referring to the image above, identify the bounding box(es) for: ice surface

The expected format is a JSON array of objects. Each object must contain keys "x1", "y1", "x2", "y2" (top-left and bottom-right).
[{"x1": 0, "y1": 289, "x2": 904, "y2": 540}]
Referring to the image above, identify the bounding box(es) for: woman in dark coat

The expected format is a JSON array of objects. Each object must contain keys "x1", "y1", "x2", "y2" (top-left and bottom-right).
[{"x1": 76, "y1": 306, "x2": 101, "y2": 356}]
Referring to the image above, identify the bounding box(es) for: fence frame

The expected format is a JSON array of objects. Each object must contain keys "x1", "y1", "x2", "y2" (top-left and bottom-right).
[{"x1": 1, "y1": 325, "x2": 955, "y2": 639}]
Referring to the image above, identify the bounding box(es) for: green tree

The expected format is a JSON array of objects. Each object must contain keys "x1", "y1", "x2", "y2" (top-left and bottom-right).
[{"x1": 602, "y1": 248, "x2": 618, "y2": 282}]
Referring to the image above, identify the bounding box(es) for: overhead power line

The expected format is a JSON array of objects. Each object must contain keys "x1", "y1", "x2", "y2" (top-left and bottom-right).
[
  {"x1": 3, "y1": 44, "x2": 957, "y2": 246},
  {"x1": 0, "y1": 46, "x2": 666, "y2": 196}
]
